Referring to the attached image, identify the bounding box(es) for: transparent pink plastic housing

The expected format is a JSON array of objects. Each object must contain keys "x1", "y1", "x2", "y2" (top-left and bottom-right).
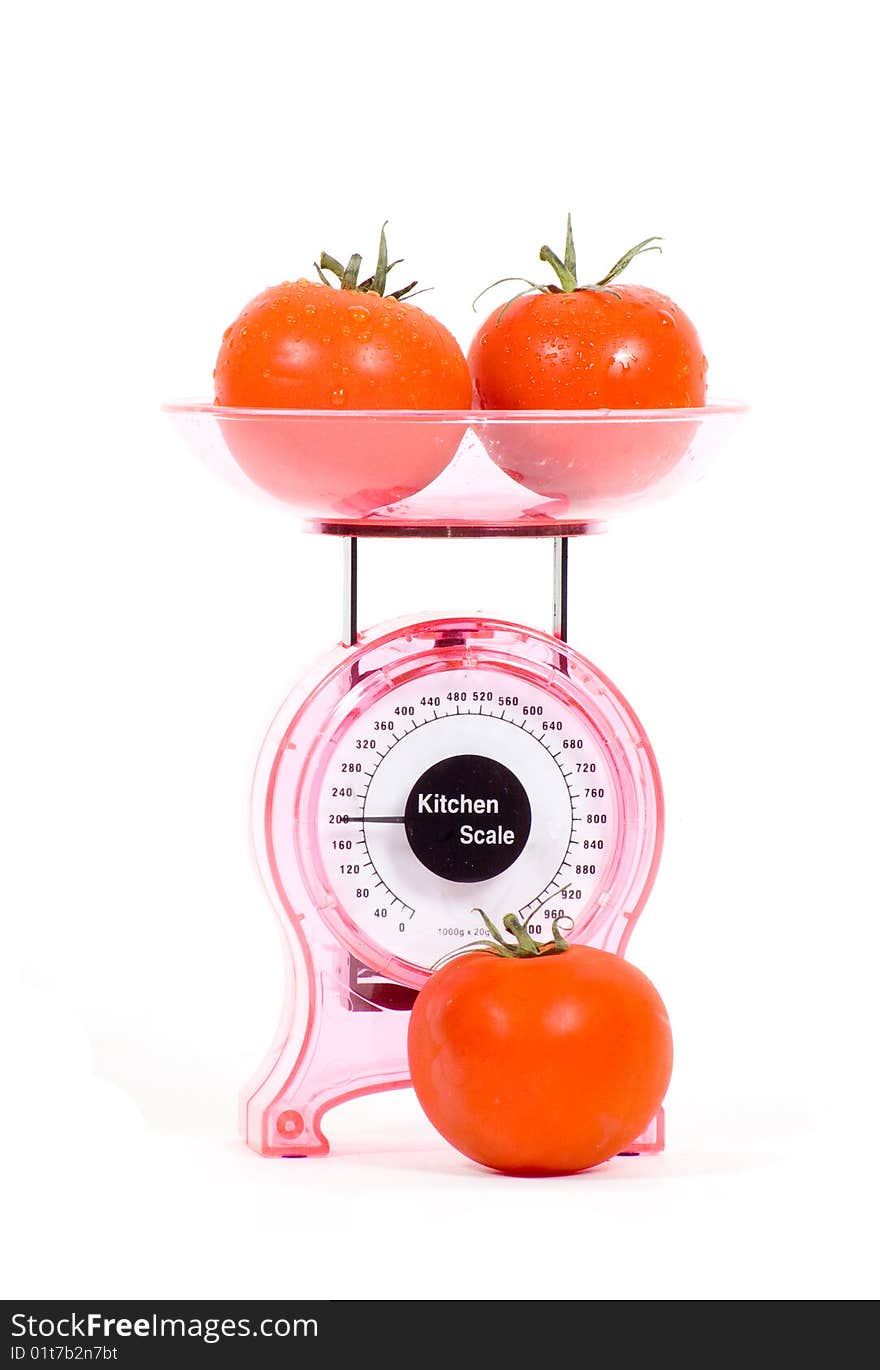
[
  {"x1": 244, "y1": 617, "x2": 664, "y2": 1157},
  {"x1": 164, "y1": 401, "x2": 746, "y2": 533}
]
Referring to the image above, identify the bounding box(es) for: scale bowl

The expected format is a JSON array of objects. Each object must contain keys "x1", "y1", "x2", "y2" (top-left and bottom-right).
[{"x1": 163, "y1": 401, "x2": 747, "y2": 535}]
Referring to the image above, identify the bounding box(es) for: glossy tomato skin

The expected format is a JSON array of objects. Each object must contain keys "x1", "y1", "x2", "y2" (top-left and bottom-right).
[
  {"x1": 408, "y1": 945, "x2": 673, "y2": 1176},
  {"x1": 215, "y1": 278, "x2": 472, "y2": 410},
  {"x1": 469, "y1": 285, "x2": 707, "y2": 410}
]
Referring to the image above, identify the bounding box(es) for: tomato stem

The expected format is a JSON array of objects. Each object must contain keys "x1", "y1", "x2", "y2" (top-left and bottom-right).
[
  {"x1": 427, "y1": 885, "x2": 576, "y2": 971},
  {"x1": 593, "y1": 235, "x2": 663, "y2": 288},
  {"x1": 313, "y1": 222, "x2": 428, "y2": 301},
  {"x1": 502, "y1": 912, "x2": 543, "y2": 955},
  {"x1": 474, "y1": 216, "x2": 663, "y2": 311}
]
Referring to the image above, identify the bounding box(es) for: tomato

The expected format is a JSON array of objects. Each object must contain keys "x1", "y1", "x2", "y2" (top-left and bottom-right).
[
  {"x1": 469, "y1": 221, "x2": 706, "y2": 410},
  {"x1": 215, "y1": 285, "x2": 471, "y2": 413},
  {"x1": 213, "y1": 226, "x2": 472, "y2": 513},
  {"x1": 469, "y1": 220, "x2": 707, "y2": 508},
  {"x1": 408, "y1": 915, "x2": 673, "y2": 1176},
  {"x1": 470, "y1": 284, "x2": 706, "y2": 411}
]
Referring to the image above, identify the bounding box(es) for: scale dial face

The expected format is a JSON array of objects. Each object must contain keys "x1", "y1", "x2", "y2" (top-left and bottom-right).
[
  {"x1": 316, "y1": 669, "x2": 615, "y2": 968},
  {"x1": 263, "y1": 618, "x2": 662, "y2": 988}
]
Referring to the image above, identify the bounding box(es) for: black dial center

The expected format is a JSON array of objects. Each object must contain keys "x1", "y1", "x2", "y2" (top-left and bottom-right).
[{"x1": 404, "y1": 753, "x2": 531, "y2": 883}]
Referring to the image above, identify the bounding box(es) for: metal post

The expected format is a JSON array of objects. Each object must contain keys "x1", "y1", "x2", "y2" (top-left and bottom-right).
[
  {"x1": 343, "y1": 536, "x2": 358, "y2": 646},
  {"x1": 552, "y1": 536, "x2": 568, "y2": 642}
]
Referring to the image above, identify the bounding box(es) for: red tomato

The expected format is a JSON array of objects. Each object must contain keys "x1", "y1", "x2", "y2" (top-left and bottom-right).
[
  {"x1": 470, "y1": 285, "x2": 706, "y2": 411},
  {"x1": 213, "y1": 227, "x2": 472, "y2": 513},
  {"x1": 469, "y1": 222, "x2": 707, "y2": 508},
  {"x1": 408, "y1": 936, "x2": 673, "y2": 1176},
  {"x1": 469, "y1": 223, "x2": 707, "y2": 410},
  {"x1": 215, "y1": 282, "x2": 471, "y2": 411}
]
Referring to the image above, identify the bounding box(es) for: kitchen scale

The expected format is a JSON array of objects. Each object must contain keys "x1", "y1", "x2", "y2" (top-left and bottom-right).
[{"x1": 165, "y1": 402, "x2": 745, "y2": 1156}]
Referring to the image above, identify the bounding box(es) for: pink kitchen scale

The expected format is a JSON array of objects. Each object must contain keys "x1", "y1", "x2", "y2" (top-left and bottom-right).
[{"x1": 165, "y1": 401, "x2": 745, "y2": 1157}]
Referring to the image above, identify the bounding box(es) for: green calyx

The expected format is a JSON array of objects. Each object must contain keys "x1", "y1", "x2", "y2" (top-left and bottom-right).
[
  {"x1": 473, "y1": 215, "x2": 662, "y2": 314},
  {"x1": 431, "y1": 892, "x2": 574, "y2": 972},
  {"x1": 314, "y1": 222, "x2": 427, "y2": 300},
  {"x1": 475, "y1": 908, "x2": 571, "y2": 957}
]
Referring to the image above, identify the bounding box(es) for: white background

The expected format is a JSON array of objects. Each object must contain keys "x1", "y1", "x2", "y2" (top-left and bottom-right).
[{"x1": 2, "y1": 0, "x2": 878, "y2": 1301}]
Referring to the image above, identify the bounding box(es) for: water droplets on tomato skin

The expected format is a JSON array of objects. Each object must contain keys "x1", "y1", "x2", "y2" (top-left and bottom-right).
[
  {"x1": 347, "y1": 303, "x2": 371, "y2": 326},
  {"x1": 331, "y1": 388, "x2": 346, "y2": 406},
  {"x1": 303, "y1": 303, "x2": 317, "y2": 316}
]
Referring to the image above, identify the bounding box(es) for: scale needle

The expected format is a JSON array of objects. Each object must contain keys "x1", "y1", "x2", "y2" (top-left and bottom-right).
[{"x1": 351, "y1": 815, "x2": 406, "y2": 824}]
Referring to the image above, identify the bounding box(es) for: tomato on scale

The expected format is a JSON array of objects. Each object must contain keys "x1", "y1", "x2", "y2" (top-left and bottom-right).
[
  {"x1": 214, "y1": 223, "x2": 471, "y2": 411},
  {"x1": 212, "y1": 225, "x2": 471, "y2": 511},
  {"x1": 469, "y1": 216, "x2": 707, "y2": 410},
  {"x1": 466, "y1": 217, "x2": 710, "y2": 504}
]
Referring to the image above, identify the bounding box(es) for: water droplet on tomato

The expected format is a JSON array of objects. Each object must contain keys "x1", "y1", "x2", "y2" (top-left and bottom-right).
[
  {"x1": 303, "y1": 303, "x2": 317, "y2": 316},
  {"x1": 347, "y1": 304, "x2": 371, "y2": 325},
  {"x1": 331, "y1": 388, "x2": 346, "y2": 406}
]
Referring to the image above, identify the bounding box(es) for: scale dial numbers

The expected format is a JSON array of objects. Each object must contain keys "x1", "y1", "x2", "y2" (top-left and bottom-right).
[{"x1": 313, "y1": 667, "x2": 618, "y2": 974}]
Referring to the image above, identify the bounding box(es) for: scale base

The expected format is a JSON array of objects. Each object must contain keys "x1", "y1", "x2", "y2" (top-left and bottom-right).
[
  {"x1": 246, "y1": 952, "x2": 665, "y2": 1161},
  {"x1": 274, "y1": 1105, "x2": 665, "y2": 1162}
]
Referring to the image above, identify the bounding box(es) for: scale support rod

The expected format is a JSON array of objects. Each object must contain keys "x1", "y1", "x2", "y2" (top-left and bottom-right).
[
  {"x1": 343, "y1": 536, "x2": 358, "y2": 646},
  {"x1": 552, "y1": 536, "x2": 569, "y2": 642}
]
